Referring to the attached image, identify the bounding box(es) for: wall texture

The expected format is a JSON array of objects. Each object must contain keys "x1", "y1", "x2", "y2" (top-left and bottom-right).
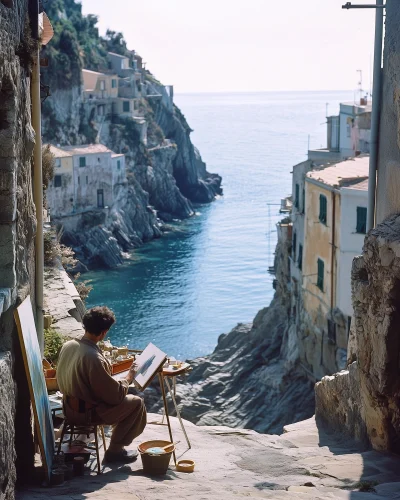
[
  {"x1": 0, "y1": 0, "x2": 37, "y2": 494},
  {"x1": 316, "y1": 214, "x2": 400, "y2": 452},
  {"x1": 376, "y1": 0, "x2": 400, "y2": 223}
]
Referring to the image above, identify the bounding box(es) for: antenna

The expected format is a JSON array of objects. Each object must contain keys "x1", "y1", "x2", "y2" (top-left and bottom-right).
[{"x1": 357, "y1": 69, "x2": 363, "y2": 101}]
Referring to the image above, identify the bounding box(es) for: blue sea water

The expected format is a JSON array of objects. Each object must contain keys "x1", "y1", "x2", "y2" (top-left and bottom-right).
[{"x1": 85, "y1": 90, "x2": 354, "y2": 360}]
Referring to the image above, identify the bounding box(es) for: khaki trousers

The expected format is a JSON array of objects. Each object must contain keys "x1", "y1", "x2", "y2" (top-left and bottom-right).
[{"x1": 64, "y1": 393, "x2": 147, "y2": 447}]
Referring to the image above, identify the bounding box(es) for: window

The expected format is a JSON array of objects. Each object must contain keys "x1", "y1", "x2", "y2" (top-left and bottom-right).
[
  {"x1": 97, "y1": 189, "x2": 104, "y2": 208},
  {"x1": 302, "y1": 188, "x2": 305, "y2": 213},
  {"x1": 123, "y1": 101, "x2": 130, "y2": 112},
  {"x1": 295, "y1": 184, "x2": 299, "y2": 209},
  {"x1": 79, "y1": 157, "x2": 86, "y2": 168},
  {"x1": 117, "y1": 160, "x2": 121, "y2": 170},
  {"x1": 327, "y1": 319, "x2": 336, "y2": 344},
  {"x1": 54, "y1": 175, "x2": 62, "y2": 188},
  {"x1": 319, "y1": 194, "x2": 327, "y2": 224},
  {"x1": 55, "y1": 159, "x2": 61, "y2": 168},
  {"x1": 356, "y1": 206, "x2": 367, "y2": 234},
  {"x1": 292, "y1": 232, "x2": 297, "y2": 260},
  {"x1": 317, "y1": 258, "x2": 324, "y2": 291},
  {"x1": 298, "y1": 244, "x2": 303, "y2": 270},
  {"x1": 78, "y1": 176, "x2": 80, "y2": 185},
  {"x1": 112, "y1": 79, "x2": 117, "y2": 88},
  {"x1": 100, "y1": 80, "x2": 105, "y2": 90},
  {"x1": 86, "y1": 176, "x2": 88, "y2": 185}
]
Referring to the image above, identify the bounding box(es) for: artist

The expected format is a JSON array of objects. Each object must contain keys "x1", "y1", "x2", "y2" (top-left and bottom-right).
[{"x1": 57, "y1": 306, "x2": 147, "y2": 463}]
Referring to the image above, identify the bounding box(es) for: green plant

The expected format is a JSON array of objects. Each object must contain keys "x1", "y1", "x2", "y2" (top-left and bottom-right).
[
  {"x1": 42, "y1": 144, "x2": 55, "y2": 190},
  {"x1": 44, "y1": 328, "x2": 65, "y2": 365}
]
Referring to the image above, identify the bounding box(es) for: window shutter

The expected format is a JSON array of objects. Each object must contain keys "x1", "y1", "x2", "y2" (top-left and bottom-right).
[
  {"x1": 356, "y1": 207, "x2": 367, "y2": 234},
  {"x1": 293, "y1": 232, "x2": 297, "y2": 260},
  {"x1": 319, "y1": 194, "x2": 327, "y2": 224},
  {"x1": 79, "y1": 157, "x2": 86, "y2": 168},
  {"x1": 298, "y1": 244, "x2": 303, "y2": 270},
  {"x1": 317, "y1": 258, "x2": 324, "y2": 291},
  {"x1": 302, "y1": 188, "x2": 305, "y2": 213},
  {"x1": 295, "y1": 184, "x2": 299, "y2": 208}
]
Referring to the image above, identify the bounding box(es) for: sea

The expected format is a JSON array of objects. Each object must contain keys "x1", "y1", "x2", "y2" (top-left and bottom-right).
[{"x1": 85, "y1": 90, "x2": 354, "y2": 360}]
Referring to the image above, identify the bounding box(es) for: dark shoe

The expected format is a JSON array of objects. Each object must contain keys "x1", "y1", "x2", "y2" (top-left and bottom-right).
[{"x1": 104, "y1": 449, "x2": 138, "y2": 463}]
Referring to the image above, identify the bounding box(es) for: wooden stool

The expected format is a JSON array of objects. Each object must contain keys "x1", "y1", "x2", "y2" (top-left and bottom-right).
[{"x1": 57, "y1": 420, "x2": 107, "y2": 474}]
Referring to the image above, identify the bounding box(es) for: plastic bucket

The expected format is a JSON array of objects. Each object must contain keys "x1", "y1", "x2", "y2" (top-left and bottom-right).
[{"x1": 138, "y1": 440, "x2": 174, "y2": 475}]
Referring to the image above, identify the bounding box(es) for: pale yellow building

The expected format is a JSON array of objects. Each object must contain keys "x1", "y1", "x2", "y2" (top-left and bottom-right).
[{"x1": 302, "y1": 156, "x2": 369, "y2": 377}]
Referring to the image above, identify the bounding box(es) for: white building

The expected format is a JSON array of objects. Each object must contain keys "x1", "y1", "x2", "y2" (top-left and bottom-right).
[
  {"x1": 308, "y1": 100, "x2": 372, "y2": 165},
  {"x1": 47, "y1": 144, "x2": 126, "y2": 218},
  {"x1": 337, "y1": 177, "x2": 368, "y2": 318}
]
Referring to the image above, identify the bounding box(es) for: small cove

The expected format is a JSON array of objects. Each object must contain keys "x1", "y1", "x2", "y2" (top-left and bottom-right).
[{"x1": 85, "y1": 90, "x2": 353, "y2": 359}]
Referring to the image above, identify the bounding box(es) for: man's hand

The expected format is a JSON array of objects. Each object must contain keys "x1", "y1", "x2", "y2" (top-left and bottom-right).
[{"x1": 125, "y1": 361, "x2": 138, "y2": 385}]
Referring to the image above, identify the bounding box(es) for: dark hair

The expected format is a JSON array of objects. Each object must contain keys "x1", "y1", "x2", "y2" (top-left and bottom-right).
[{"x1": 82, "y1": 306, "x2": 116, "y2": 336}]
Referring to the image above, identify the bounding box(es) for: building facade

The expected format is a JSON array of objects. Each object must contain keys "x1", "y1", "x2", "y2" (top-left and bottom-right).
[
  {"x1": 302, "y1": 157, "x2": 369, "y2": 377},
  {"x1": 308, "y1": 100, "x2": 372, "y2": 165},
  {"x1": 47, "y1": 144, "x2": 126, "y2": 217}
]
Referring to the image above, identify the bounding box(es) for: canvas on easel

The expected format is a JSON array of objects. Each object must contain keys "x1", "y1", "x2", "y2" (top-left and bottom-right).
[
  {"x1": 133, "y1": 343, "x2": 167, "y2": 390},
  {"x1": 14, "y1": 296, "x2": 54, "y2": 483}
]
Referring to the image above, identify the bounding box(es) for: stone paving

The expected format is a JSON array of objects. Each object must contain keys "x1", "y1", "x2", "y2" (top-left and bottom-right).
[{"x1": 16, "y1": 415, "x2": 400, "y2": 500}]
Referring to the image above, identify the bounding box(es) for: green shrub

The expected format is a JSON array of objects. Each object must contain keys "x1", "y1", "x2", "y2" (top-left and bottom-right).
[{"x1": 44, "y1": 328, "x2": 65, "y2": 365}]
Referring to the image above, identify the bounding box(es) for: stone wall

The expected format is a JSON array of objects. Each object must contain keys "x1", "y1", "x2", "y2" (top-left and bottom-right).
[
  {"x1": 0, "y1": 0, "x2": 38, "y2": 494},
  {"x1": 316, "y1": 214, "x2": 400, "y2": 452},
  {"x1": 376, "y1": 0, "x2": 400, "y2": 223}
]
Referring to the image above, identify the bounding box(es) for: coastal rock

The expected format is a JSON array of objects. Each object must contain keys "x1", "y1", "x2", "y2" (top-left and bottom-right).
[{"x1": 145, "y1": 217, "x2": 314, "y2": 434}]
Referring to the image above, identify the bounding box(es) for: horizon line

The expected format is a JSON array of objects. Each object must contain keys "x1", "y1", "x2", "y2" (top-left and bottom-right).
[{"x1": 174, "y1": 89, "x2": 357, "y2": 95}]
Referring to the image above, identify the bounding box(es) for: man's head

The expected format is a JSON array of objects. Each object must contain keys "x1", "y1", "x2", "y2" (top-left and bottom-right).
[{"x1": 82, "y1": 306, "x2": 116, "y2": 341}]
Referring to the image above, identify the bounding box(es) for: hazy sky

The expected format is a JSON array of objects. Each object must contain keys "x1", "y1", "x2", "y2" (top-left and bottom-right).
[{"x1": 81, "y1": 0, "x2": 377, "y2": 93}]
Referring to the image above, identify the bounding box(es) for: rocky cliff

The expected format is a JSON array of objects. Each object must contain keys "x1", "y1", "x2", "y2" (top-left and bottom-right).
[
  {"x1": 40, "y1": 0, "x2": 221, "y2": 269},
  {"x1": 145, "y1": 219, "x2": 315, "y2": 434}
]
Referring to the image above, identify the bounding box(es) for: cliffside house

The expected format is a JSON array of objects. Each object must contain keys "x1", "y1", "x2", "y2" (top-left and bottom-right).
[
  {"x1": 107, "y1": 51, "x2": 144, "y2": 97},
  {"x1": 82, "y1": 68, "x2": 147, "y2": 144},
  {"x1": 301, "y1": 156, "x2": 369, "y2": 377},
  {"x1": 46, "y1": 144, "x2": 126, "y2": 218},
  {"x1": 308, "y1": 99, "x2": 372, "y2": 165}
]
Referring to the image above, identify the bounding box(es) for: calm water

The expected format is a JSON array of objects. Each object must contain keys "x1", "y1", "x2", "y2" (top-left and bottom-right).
[{"x1": 86, "y1": 90, "x2": 353, "y2": 359}]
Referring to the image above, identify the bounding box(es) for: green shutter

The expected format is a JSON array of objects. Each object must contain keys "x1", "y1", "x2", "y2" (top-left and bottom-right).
[
  {"x1": 319, "y1": 194, "x2": 327, "y2": 224},
  {"x1": 298, "y1": 244, "x2": 303, "y2": 270},
  {"x1": 302, "y1": 188, "x2": 305, "y2": 213},
  {"x1": 295, "y1": 184, "x2": 299, "y2": 208},
  {"x1": 117, "y1": 160, "x2": 121, "y2": 170},
  {"x1": 123, "y1": 101, "x2": 130, "y2": 112},
  {"x1": 112, "y1": 79, "x2": 117, "y2": 88},
  {"x1": 317, "y1": 258, "x2": 324, "y2": 291},
  {"x1": 356, "y1": 207, "x2": 367, "y2": 234},
  {"x1": 293, "y1": 232, "x2": 297, "y2": 260},
  {"x1": 79, "y1": 157, "x2": 86, "y2": 167}
]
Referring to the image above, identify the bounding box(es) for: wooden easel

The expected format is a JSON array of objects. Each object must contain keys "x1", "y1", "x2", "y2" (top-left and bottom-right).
[{"x1": 157, "y1": 365, "x2": 192, "y2": 466}]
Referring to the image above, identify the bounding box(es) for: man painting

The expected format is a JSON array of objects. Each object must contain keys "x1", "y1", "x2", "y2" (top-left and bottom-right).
[{"x1": 57, "y1": 306, "x2": 146, "y2": 463}]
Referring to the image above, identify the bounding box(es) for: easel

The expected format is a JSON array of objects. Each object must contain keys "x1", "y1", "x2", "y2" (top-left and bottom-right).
[{"x1": 157, "y1": 364, "x2": 192, "y2": 466}]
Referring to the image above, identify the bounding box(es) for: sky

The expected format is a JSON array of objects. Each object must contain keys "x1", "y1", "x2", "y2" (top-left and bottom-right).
[{"x1": 81, "y1": 0, "x2": 377, "y2": 93}]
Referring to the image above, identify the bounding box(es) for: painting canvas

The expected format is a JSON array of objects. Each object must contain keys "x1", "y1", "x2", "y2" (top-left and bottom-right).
[
  {"x1": 14, "y1": 296, "x2": 54, "y2": 482},
  {"x1": 133, "y1": 343, "x2": 167, "y2": 390}
]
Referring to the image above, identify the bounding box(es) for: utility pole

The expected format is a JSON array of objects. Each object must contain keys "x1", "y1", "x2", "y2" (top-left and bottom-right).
[{"x1": 342, "y1": 1, "x2": 385, "y2": 231}]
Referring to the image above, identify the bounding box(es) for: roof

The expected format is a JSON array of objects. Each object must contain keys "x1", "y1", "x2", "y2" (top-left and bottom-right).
[
  {"x1": 306, "y1": 156, "x2": 369, "y2": 189},
  {"x1": 48, "y1": 145, "x2": 72, "y2": 158},
  {"x1": 111, "y1": 153, "x2": 124, "y2": 158},
  {"x1": 82, "y1": 69, "x2": 107, "y2": 76},
  {"x1": 342, "y1": 178, "x2": 369, "y2": 191},
  {"x1": 50, "y1": 144, "x2": 115, "y2": 157},
  {"x1": 108, "y1": 51, "x2": 129, "y2": 59}
]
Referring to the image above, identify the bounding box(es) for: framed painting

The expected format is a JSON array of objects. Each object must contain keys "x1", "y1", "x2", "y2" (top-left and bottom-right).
[{"x1": 14, "y1": 296, "x2": 54, "y2": 483}]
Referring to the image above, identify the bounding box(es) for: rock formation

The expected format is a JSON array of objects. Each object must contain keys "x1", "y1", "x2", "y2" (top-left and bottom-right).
[
  {"x1": 316, "y1": 214, "x2": 400, "y2": 452},
  {"x1": 145, "y1": 218, "x2": 315, "y2": 434},
  {"x1": 0, "y1": 0, "x2": 39, "y2": 495}
]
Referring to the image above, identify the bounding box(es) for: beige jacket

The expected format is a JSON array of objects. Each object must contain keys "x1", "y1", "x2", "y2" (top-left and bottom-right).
[{"x1": 57, "y1": 337, "x2": 129, "y2": 406}]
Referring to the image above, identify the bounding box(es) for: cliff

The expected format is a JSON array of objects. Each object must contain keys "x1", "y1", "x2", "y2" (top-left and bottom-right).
[{"x1": 40, "y1": 0, "x2": 221, "y2": 269}]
